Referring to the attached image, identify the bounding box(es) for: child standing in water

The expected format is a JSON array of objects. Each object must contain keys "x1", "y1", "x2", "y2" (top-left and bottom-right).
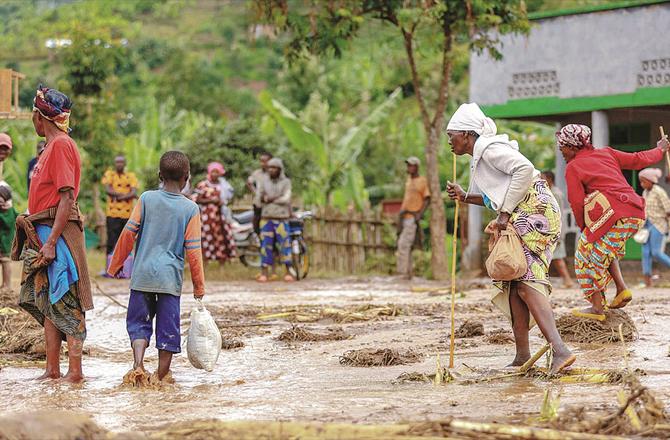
[{"x1": 109, "y1": 151, "x2": 205, "y2": 384}]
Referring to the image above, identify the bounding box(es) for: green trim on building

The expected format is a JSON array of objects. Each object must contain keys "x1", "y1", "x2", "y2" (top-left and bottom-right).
[
  {"x1": 529, "y1": 0, "x2": 669, "y2": 20},
  {"x1": 481, "y1": 87, "x2": 670, "y2": 119}
]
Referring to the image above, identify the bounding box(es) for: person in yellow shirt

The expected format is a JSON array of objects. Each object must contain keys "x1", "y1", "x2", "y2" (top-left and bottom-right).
[
  {"x1": 397, "y1": 156, "x2": 430, "y2": 279},
  {"x1": 101, "y1": 155, "x2": 138, "y2": 277}
]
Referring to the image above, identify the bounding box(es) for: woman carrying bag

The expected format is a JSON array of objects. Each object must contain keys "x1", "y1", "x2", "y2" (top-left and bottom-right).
[
  {"x1": 638, "y1": 168, "x2": 670, "y2": 287},
  {"x1": 446, "y1": 103, "x2": 574, "y2": 375},
  {"x1": 558, "y1": 124, "x2": 669, "y2": 320}
]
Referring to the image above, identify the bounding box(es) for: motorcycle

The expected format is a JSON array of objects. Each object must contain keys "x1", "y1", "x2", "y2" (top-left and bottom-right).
[
  {"x1": 232, "y1": 209, "x2": 313, "y2": 280},
  {"x1": 287, "y1": 210, "x2": 313, "y2": 280},
  {"x1": 231, "y1": 210, "x2": 261, "y2": 268}
]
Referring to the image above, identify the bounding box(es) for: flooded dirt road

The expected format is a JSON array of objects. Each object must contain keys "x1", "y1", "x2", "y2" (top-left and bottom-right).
[{"x1": 1, "y1": 277, "x2": 669, "y2": 436}]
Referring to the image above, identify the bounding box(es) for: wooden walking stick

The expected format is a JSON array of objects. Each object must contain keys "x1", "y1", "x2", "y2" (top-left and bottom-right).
[
  {"x1": 449, "y1": 152, "x2": 459, "y2": 368},
  {"x1": 660, "y1": 126, "x2": 670, "y2": 173}
]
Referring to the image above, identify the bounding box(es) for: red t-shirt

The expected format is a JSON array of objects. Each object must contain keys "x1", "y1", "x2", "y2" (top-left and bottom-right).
[{"x1": 28, "y1": 135, "x2": 81, "y2": 214}]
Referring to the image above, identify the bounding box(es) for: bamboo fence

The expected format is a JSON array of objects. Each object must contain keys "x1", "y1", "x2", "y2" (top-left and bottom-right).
[{"x1": 306, "y1": 208, "x2": 395, "y2": 273}]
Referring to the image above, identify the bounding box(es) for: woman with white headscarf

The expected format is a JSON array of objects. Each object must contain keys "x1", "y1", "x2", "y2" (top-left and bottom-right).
[
  {"x1": 445, "y1": 103, "x2": 574, "y2": 375},
  {"x1": 638, "y1": 168, "x2": 670, "y2": 287}
]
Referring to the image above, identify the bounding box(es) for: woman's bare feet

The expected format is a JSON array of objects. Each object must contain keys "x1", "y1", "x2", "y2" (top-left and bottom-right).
[
  {"x1": 549, "y1": 346, "x2": 576, "y2": 375},
  {"x1": 507, "y1": 353, "x2": 530, "y2": 367},
  {"x1": 60, "y1": 371, "x2": 84, "y2": 383},
  {"x1": 580, "y1": 305, "x2": 604, "y2": 315},
  {"x1": 36, "y1": 370, "x2": 61, "y2": 380}
]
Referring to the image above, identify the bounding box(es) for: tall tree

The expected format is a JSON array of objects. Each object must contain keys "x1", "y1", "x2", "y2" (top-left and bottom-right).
[{"x1": 253, "y1": 0, "x2": 529, "y2": 279}]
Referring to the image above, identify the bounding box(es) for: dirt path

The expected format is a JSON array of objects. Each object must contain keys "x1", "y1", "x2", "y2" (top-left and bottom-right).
[{"x1": 1, "y1": 277, "x2": 669, "y2": 435}]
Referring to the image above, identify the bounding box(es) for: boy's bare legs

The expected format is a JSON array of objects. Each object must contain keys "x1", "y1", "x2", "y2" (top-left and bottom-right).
[
  {"x1": 517, "y1": 283, "x2": 574, "y2": 374},
  {"x1": 62, "y1": 334, "x2": 84, "y2": 383},
  {"x1": 157, "y1": 349, "x2": 173, "y2": 380},
  {"x1": 508, "y1": 282, "x2": 531, "y2": 366},
  {"x1": 1, "y1": 260, "x2": 10, "y2": 290},
  {"x1": 37, "y1": 318, "x2": 62, "y2": 380},
  {"x1": 131, "y1": 339, "x2": 148, "y2": 371}
]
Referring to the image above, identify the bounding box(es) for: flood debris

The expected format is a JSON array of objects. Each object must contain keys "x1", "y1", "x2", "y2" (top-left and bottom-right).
[
  {"x1": 0, "y1": 288, "x2": 44, "y2": 359},
  {"x1": 455, "y1": 320, "x2": 484, "y2": 338},
  {"x1": 547, "y1": 374, "x2": 669, "y2": 437},
  {"x1": 122, "y1": 368, "x2": 176, "y2": 390},
  {"x1": 393, "y1": 371, "x2": 431, "y2": 384},
  {"x1": 556, "y1": 309, "x2": 638, "y2": 343},
  {"x1": 339, "y1": 348, "x2": 422, "y2": 367},
  {"x1": 221, "y1": 337, "x2": 245, "y2": 350},
  {"x1": 277, "y1": 325, "x2": 350, "y2": 342},
  {"x1": 407, "y1": 419, "x2": 627, "y2": 440},
  {"x1": 258, "y1": 304, "x2": 401, "y2": 323},
  {"x1": 486, "y1": 329, "x2": 514, "y2": 344}
]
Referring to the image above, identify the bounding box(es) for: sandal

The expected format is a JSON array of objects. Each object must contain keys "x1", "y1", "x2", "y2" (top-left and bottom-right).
[
  {"x1": 571, "y1": 308, "x2": 606, "y2": 322},
  {"x1": 256, "y1": 275, "x2": 268, "y2": 283},
  {"x1": 609, "y1": 289, "x2": 632, "y2": 309},
  {"x1": 284, "y1": 274, "x2": 296, "y2": 282}
]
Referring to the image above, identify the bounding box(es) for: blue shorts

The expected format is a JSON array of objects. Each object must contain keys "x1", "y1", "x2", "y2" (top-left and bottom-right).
[{"x1": 126, "y1": 290, "x2": 181, "y2": 353}]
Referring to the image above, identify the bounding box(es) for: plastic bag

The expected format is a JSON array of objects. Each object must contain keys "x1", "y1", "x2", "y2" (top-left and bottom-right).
[
  {"x1": 485, "y1": 220, "x2": 528, "y2": 281},
  {"x1": 187, "y1": 299, "x2": 222, "y2": 372},
  {"x1": 633, "y1": 228, "x2": 649, "y2": 244}
]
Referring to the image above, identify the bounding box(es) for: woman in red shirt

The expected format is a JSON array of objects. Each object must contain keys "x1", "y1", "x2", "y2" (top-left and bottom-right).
[
  {"x1": 19, "y1": 86, "x2": 90, "y2": 383},
  {"x1": 559, "y1": 124, "x2": 669, "y2": 321}
]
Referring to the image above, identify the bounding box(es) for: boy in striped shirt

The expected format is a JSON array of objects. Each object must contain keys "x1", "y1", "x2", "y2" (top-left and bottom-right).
[{"x1": 109, "y1": 151, "x2": 205, "y2": 383}]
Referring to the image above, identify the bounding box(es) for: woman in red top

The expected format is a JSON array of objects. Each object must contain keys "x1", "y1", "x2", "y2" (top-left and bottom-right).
[
  {"x1": 25, "y1": 86, "x2": 88, "y2": 383},
  {"x1": 559, "y1": 124, "x2": 669, "y2": 321}
]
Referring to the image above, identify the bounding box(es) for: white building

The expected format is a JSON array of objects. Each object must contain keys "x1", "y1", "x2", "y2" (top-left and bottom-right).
[{"x1": 465, "y1": 0, "x2": 670, "y2": 268}]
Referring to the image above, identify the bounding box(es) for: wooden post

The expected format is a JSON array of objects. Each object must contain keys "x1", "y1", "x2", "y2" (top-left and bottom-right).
[
  {"x1": 449, "y1": 152, "x2": 459, "y2": 368},
  {"x1": 660, "y1": 126, "x2": 670, "y2": 174}
]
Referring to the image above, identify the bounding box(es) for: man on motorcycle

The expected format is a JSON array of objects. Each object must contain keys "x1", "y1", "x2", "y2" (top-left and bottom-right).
[{"x1": 254, "y1": 157, "x2": 295, "y2": 282}]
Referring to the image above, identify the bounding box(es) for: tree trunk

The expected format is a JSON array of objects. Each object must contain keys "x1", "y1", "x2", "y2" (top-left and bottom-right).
[{"x1": 425, "y1": 126, "x2": 448, "y2": 280}]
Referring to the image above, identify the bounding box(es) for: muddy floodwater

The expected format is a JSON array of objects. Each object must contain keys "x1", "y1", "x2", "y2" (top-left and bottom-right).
[{"x1": 1, "y1": 277, "x2": 670, "y2": 435}]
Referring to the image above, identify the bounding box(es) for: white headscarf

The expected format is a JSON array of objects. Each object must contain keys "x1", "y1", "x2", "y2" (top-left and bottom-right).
[{"x1": 447, "y1": 103, "x2": 497, "y2": 137}]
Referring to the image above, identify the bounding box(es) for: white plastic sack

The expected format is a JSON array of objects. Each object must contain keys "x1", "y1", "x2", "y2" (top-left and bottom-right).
[{"x1": 187, "y1": 300, "x2": 222, "y2": 372}]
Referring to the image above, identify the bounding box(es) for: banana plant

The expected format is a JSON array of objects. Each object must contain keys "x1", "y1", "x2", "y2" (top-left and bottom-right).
[{"x1": 259, "y1": 87, "x2": 401, "y2": 210}]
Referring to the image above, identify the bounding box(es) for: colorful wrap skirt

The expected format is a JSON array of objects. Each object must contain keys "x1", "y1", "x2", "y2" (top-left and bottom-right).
[
  {"x1": 491, "y1": 179, "x2": 561, "y2": 327},
  {"x1": 18, "y1": 248, "x2": 86, "y2": 341},
  {"x1": 574, "y1": 217, "x2": 643, "y2": 302}
]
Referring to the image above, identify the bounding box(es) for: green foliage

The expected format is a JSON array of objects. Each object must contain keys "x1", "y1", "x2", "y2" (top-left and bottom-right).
[
  {"x1": 0, "y1": 121, "x2": 42, "y2": 212},
  {"x1": 260, "y1": 87, "x2": 402, "y2": 210},
  {"x1": 182, "y1": 118, "x2": 273, "y2": 198}
]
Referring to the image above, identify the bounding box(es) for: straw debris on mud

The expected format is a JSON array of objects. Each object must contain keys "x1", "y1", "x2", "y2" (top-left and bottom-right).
[
  {"x1": 277, "y1": 325, "x2": 350, "y2": 342},
  {"x1": 557, "y1": 309, "x2": 638, "y2": 343},
  {"x1": 339, "y1": 348, "x2": 422, "y2": 367},
  {"x1": 546, "y1": 373, "x2": 669, "y2": 437},
  {"x1": 486, "y1": 329, "x2": 514, "y2": 344},
  {"x1": 257, "y1": 303, "x2": 401, "y2": 323},
  {"x1": 122, "y1": 368, "x2": 176, "y2": 390},
  {"x1": 0, "y1": 288, "x2": 44, "y2": 359},
  {"x1": 221, "y1": 337, "x2": 245, "y2": 350},
  {"x1": 455, "y1": 320, "x2": 484, "y2": 338}
]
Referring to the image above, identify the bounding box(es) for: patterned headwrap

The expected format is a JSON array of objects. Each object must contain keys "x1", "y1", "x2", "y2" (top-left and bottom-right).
[
  {"x1": 33, "y1": 85, "x2": 72, "y2": 133},
  {"x1": 556, "y1": 124, "x2": 593, "y2": 150}
]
